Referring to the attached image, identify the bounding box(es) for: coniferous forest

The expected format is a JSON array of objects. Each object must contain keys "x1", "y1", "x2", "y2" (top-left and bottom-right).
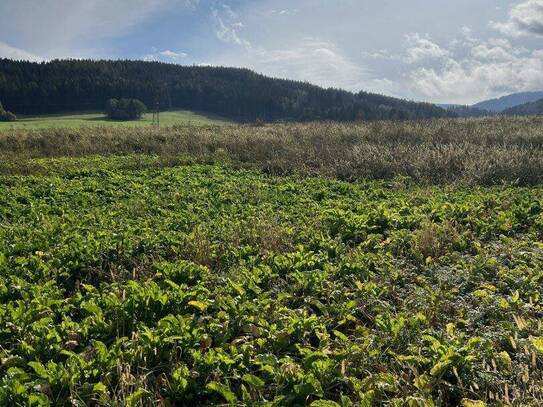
[{"x1": 0, "y1": 59, "x2": 453, "y2": 122}]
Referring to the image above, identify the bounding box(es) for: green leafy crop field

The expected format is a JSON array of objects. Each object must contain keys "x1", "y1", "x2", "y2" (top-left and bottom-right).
[
  {"x1": 0, "y1": 155, "x2": 542, "y2": 406},
  {"x1": 0, "y1": 110, "x2": 232, "y2": 130}
]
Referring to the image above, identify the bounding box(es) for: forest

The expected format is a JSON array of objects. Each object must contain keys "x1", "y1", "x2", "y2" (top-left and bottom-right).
[
  {"x1": 502, "y1": 98, "x2": 543, "y2": 116},
  {"x1": 0, "y1": 59, "x2": 453, "y2": 122}
]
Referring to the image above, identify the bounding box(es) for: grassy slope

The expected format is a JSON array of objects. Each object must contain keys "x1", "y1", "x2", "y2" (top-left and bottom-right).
[
  {"x1": 0, "y1": 156, "x2": 542, "y2": 405},
  {"x1": 0, "y1": 110, "x2": 233, "y2": 130}
]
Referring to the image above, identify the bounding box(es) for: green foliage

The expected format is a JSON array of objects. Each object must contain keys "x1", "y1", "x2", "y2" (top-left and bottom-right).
[
  {"x1": 0, "y1": 157, "x2": 541, "y2": 405},
  {"x1": 105, "y1": 98, "x2": 147, "y2": 120},
  {"x1": 0, "y1": 100, "x2": 16, "y2": 122}
]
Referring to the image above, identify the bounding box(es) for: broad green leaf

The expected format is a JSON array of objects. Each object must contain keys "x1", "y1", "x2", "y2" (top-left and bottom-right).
[
  {"x1": 206, "y1": 382, "x2": 237, "y2": 403},
  {"x1": 531, "y1": 336, "x2": 543, "y2": 354},
  {"x1": 28, "y1": 361, "x2": 49, "y2": 379},
  {"x1": 28, "y1": 394, "x2": 51, "y2": 406},
  {"x1": 242, "y1": 373, "x2": 265, "y2": 389},
  {"x1": 333, "y1": 330, "x2": 349, "y2": 342},
  {"x1": 496, "y1": 351, "x2": 512, "y2": 369},
  {"x1": 228, "y1": 278, "x2": 246, "y2": 296},
  {"x1": 461, "y1": 400, "x2": 486, "y2": 407},
  {"x1": 430, "y1": 360, "x2": 452, "y2": 377},
  {"x1": 188, "y1": 300, "x2": 210, "y2": 312},
  {"x1": 310, "y1": 401, "x2": 341, "y2": 407},
  {"x1": 93, "y1": 382, "x2": 108, "y2": 394},
  {"x1": 126, "y1": 388, "x2": 146, "y2": 406}
]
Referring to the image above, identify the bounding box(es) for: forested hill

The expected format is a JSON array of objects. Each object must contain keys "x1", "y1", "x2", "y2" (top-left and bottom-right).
[
  {"x1": 502, "y1": 98, "x2": 543, "y2": 116},
  {"x1": 473, "y1": 91, "x2": 543, "y2": 113},
  {"x1": 0, "y1": 59, "x2": 452, "y2": 122}
]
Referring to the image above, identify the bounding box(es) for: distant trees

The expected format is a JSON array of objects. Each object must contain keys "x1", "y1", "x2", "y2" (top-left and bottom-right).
[
  {"x1": 0, "y1": 101, "x2": 16, "y2": 121},
  {"x1": 443, "y1": 105, "x2": 493, "y2": 118},
  {"x1": 0, "y1": 59, "x2": 455, "y2": 122},
  {"x1": 502, "y1": 98, "x2": 543, "y2": 116},
  {"x1": 105, "y1": 98, "x2": 147, "y2": 120}
]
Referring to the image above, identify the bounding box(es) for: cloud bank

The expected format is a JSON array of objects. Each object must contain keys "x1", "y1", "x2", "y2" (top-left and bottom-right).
[{"x1": 491, "y1": 0, "x2": 543, "y2": 37}]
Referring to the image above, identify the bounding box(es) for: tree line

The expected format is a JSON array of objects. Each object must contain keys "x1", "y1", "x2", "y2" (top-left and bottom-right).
[
  {"x1": 0, "y1": 59, "x2": 454, "y2": 122},
  {"x1": 502, "y1": 98, "x2": 543, "y2": 116}
]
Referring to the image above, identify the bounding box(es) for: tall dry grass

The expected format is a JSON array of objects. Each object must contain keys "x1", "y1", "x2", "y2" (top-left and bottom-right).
[{"x1": 1, "y1": 116, "x2": 542, "y2": 184}]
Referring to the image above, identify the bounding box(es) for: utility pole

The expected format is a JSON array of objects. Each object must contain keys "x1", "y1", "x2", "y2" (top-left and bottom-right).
[{"x1": 152, "y1": 95, "x2": 160, "y2": 128}]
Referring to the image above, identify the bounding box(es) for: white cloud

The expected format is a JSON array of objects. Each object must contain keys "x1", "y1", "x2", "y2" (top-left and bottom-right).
[
  {"x1": 143, "y1": 49, "x2": 188, "y2": 62},
  {"x1": 0, "y1": 41, "x2": 44, "y2": 61},
  {"x1": 406, "y1": 37, "x2": 543, "y2": 104},
  {"x1": 362, "y1": 49, "x2": 401, "y2": 60},
  {"x1": 211, "y1": 4, "x2": 251, "y2": 47},
  {"x1": 404, "y1": 33, "x2": 451, "y2": 64},
  {"x1": 265, "y1": 9, "x2": 296, "y2": 17},
  {"x1": 249, "y1": 38, "x2": 372, "y2": 91},
  {"x1": 160, "y1": 50, "x2": 187, "y2": 58},
  {"x1": 207, "y1": 35, "x2": 378, "y2": 92},
  {"x1": 470, "y1": 40, "x2": 515, "y2": 61},
  {"x1": 490, "y1": 0, "x2": 543, "y2": 37},
  {"x1": 0, "y1": 0, "x2": 196, "y2": 58},
  {"x1": 363, "y1": 33, "x2": 453, "y2": 68},
  {"x1": 183, "y1": 0, "x2": 201, "y2": 9}
]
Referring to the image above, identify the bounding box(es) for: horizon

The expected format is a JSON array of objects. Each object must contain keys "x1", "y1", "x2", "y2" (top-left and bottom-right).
[{"x1": 1, "y1": 0, "x2": 542, "y2": 105}]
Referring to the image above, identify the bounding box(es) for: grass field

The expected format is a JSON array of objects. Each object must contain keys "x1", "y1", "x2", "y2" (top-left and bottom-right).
[
  {"x1": 0, "y1": 120, "x2": 542, "y2": 406},
  {"x1": 0, "y1": 110, "x2": 232, "y2": 130},
  {"x1": 1, "y1": 117, "x2": 542, "y2": 185}
]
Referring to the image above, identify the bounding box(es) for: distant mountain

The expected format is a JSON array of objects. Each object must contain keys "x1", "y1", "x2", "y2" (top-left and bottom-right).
[
  {"x1": 438, "y1": 104, "x2": 493, "y2": 118},
  {"x1": 473, "y1": 91, "x2": 543, "y2": 112},
  {"x1": 0, "y1": 59, "x2": 453, "y2": 122},
  {"x1": 502, "y1": 98, "x2": 543, "y2": 116}
]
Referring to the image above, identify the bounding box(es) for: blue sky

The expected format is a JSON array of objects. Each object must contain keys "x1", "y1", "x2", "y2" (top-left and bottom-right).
[{"x1": 1, "y1": 0, "x2": 542, "y2": 104}]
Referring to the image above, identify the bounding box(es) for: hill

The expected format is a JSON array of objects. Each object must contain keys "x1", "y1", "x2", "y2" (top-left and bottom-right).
[
  {"x1": 502, "y1": 98, "x2": 543, "y2": 116},
  {"x1": 473, "y1": 91, "x2": 543, "y2": 112},
  {"x1": 0, "y1": 109, "x2": 232, "y2": 130},
  {"x1": 0, "y1": 59, "x2": 452, "y2": 122},
  {"x1": 438, "y1": 104, "x2": 493, "y2": 118}
]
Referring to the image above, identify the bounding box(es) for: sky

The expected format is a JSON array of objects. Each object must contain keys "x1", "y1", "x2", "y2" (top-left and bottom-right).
[{"x1": 0, "y1": 0, "x2": 542, "y2": 105}]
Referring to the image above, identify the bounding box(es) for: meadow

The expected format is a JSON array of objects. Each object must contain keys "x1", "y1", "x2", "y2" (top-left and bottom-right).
[
  {"x1": 0, "y1": 110, "x2": 232, "y2": 130},
  {"x1": 1, "y1": 117, "x2": 542, "y2": 184},
  {"x1": 0, "y1": 118, "x2": 542, "y2": 406}
]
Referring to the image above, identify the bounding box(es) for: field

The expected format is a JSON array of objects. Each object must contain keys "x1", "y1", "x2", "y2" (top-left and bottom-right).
[
  {"x1": 0, "y1": 110, "x2": 232, "y2": 130},
  {"x1": 1, "y1": 117, "x2": 542, "y2": 185},
  {"x1": 0, "y1": 118, "x2": 542, "y2": 406}
]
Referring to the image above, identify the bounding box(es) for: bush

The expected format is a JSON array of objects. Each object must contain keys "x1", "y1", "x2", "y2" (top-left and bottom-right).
[
  {"x1": 105, "y1": 98, "x2": 147, "y2": 120},
  {"x1": 0, "y1": 101, "x2": 17, "y2": 121}
]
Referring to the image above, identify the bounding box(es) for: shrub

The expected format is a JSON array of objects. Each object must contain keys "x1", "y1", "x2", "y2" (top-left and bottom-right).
[
  {"x1": 0, "y1": 101, "x2": 17, "y2": 121},
  {"x1": 411, "y1": 221, "x2": 460, "y2": 260},
  {"x1": 105, "y1": 98, "x2": 147, "y2": 120}
]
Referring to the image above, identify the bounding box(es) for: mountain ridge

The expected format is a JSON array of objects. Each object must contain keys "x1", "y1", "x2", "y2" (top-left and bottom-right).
[{"x1": 473, "y1": 91, "x2": 543, "y2": 112}]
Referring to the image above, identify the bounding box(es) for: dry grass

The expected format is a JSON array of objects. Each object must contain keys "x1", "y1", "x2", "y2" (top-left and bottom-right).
[{"x1": 1, "y1": 116, "x2": 542, "y2": 185}]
